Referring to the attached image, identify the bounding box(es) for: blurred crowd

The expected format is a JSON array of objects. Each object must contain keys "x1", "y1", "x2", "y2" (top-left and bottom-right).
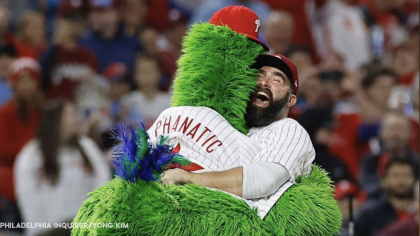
[{"x1": 0, "y1": 0, "x2": 418, "y2": 235}]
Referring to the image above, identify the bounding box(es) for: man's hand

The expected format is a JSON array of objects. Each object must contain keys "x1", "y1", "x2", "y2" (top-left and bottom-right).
[{"x1": 161, "y1": 168, "x2": 191, "y2": 185}]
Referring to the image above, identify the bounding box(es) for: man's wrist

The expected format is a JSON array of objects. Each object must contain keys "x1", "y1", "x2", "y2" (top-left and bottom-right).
[{"x1": 181, "y1": 171, "x2": 193, "y2": 184}]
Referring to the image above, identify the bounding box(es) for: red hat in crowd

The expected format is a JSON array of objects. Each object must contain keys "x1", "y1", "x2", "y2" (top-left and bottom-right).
[
  {"x1": 252, "y1": 54, "x2": 299, "y2": 94},
  {"x1": 11, "y1": 57, "x2": 42, "y2": 85},
  {"x1": 334, "y1": 180, "x2": 358, "y2": 201},
  {"x1": 104, "y1": 62, "x2": 129, "y2": 83},
  {"x1": 209, "y1": 6, "x2": 270, "y2": 51}
]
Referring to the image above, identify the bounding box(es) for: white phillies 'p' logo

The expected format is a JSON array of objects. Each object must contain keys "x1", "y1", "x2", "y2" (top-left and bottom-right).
[{"x1": 255, "y1": 19, "x2": 260, "y2": 33}]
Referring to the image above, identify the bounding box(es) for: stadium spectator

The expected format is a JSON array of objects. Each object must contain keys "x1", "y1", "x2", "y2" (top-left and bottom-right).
[
  {"x1": 105, "y1": 62, "x2": 131, "y2": 125},
  {"x1": 375, "y1": 180, "x2": 419, "y2": 236},
  {"x1": 298, "y1": 62, "x2": 352, "y2": 182},
  {"x1": 359, "y1": 113, "x2": 419, "y2": 196},
  {"x1": 389, "y1": 42, "x2": 419, "y2": 86},
  {"x1": 0, "y1": 57, "x2": 43, "y2": 231},
  {"x1": 144, "y1": 0, "x2": 170, "y2": 31},
  {"x1": 162, "y1": 9, "x2": 189, "y2": 62},
  {"x1": 0, "y1": 1, "x2": 13, "y2": 46},
  {"x1": 14, "y1": 100, "x2": 110, "y2": 236},
  {"x1": 330, "y1": 67, "x2": 398, "y2": 178},
  {"x1": 285, "y1": 46, "x2": 316, "y2": 78},
  {"x1": 80, "y1": 0, "x2": 139, "y2": 72},
  {"x1": 355, "y1": 158, "x2": 417, "y2": 236},
  {"x1": 123, "y1": 0, "x2": 148, "y2": 37},
  {"x1": 356, "y1": 67, "x2": 398, "y2": 124},
  {"x1": 358, "y1": 0, "x2": 408, "y2": 49},
  {"x1": 121, "y1": 54, "x2": 171, "y2": 129},
  {"x1": 81, "y1": 62, "x2": 130, "y2": 147},
  {"x1": 166, "y1": 0, "x2": 207, "y2": 17},
  {"x1": 264, "y1": 10, "x2": 294, "y2": 55},
  {"x1": 317, "y1": 0, "x2": 371, "y2": 70},
  {"x1": 406, "y1": 12, "x2": 419, "y2": 58},
  {"x1": 299, "y1": 107, "x2": 351, "y2": 182},
  {"x1": 138, "y1": 26, "x2": 177, "y2": 91},
  {"x1": 0, "y1": 44, "x2": 16, "y2": 106},
  {"x1": 261, "y1": 0, "x2": 327, "y2": 62},
  {"x1": 40, "y1": 0, "x2": 99, "y2": 101},
  {"x1": 13, "y1": 11, "x2": 47, "y2": 58}
]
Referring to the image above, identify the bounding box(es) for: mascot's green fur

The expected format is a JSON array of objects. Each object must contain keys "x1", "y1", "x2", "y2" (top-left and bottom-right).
[{"x1": 72, "y1": 22, "x2": 342, "y2": 235}]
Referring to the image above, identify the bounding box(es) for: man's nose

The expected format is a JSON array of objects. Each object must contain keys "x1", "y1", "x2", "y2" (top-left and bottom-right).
[{"x1": 258, "y1": 76, "x2": 270, "y2": 88}]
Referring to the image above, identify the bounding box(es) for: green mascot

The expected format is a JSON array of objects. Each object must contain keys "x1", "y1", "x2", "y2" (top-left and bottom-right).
[{"x1": 72, "y1": 6, "x2": 341, "y2": 236}]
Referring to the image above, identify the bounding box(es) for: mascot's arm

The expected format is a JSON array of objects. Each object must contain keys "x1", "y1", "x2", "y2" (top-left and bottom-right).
[{"x1": 162, "y1": 162, "x2": 289, "y2": 198}]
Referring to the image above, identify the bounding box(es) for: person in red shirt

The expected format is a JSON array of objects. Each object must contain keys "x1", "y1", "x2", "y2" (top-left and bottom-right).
[
  {"x1": 40, "y1": 0, "x2": 99, "y2": 101},
  {"x1": 0, "y1": 57, "x2": 43, "y2": 230},
  {"x1": 13, "y1": 11, "x2": 47, "y2": 59}
]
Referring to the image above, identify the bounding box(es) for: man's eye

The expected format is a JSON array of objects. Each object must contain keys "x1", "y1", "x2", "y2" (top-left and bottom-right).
[
  {"x1": 272, "y1": 78, "x2": 281, "y2": 83},
  {"x1": 256, "y1": 75, "x2": 263, "y2": 79}
]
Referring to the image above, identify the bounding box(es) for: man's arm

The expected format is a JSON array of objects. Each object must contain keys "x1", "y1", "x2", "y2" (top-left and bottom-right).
[
  {"x1": 161, "y1": 162, "x2": 290, "y2": 198},
  {"x1": 162, "y1": 166, "x2": 244, "y2": 197}
]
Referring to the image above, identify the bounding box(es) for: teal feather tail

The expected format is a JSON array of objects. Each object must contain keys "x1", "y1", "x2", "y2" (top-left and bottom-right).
[{"x1": 111, "y1": 123, "x2": 191, "y2": 182}]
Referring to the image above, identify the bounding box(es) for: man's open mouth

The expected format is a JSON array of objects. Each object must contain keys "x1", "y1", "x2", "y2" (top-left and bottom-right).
[{"x1": 253, "y1": 91, "x2": 270, "y2": 108}]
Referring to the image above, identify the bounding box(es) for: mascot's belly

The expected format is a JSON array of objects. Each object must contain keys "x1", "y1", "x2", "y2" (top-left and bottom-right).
[
  {"x1": 72, "y1": 165, "x2": 341, "y2": 236},
  {"x1": 148, "y1": 106, "x2": 260, "y2": 171}
]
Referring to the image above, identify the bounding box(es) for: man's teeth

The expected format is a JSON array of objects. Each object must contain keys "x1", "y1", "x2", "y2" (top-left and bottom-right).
[{"x1": 257, "y1": 92, "x2": 268, "y2": 98}]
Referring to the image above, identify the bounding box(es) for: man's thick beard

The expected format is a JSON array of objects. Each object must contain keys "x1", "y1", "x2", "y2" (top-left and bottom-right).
[
  {"x1": 386, "y1": 187, "x2": 415, "y2": 200},
  {"x1": 245, "y1": 92, "x2": 290, "y2": 128}
]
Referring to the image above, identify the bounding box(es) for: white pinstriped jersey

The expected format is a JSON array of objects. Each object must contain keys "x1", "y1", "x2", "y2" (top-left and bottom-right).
[
  {"x1": 245, "y1": 118, "x2": 316, "y2": 218},
  {"x1": 147, "y1": 106, "x2": 315, "y2": 219},
  {"x1": 148, "y1": 106, "x2": 259, "y2": 170}
]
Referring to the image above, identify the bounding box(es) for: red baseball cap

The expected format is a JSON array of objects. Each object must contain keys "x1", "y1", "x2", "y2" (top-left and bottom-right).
[
  {"x1": 209, "y1": 6, "x2": 269, "y2": 51},
  {"x1": 104, "y1": 62, "x2": 129, "y2": 83},
  {"x1": 10, "y1": 57, "x2": 42, "y2": 85},
  {"x1": 252, "y1": 54, "x2": 299, "y2": 94}
]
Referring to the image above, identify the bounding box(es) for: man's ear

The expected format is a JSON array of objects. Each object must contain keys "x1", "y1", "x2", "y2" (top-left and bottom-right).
[{"x1": 288, "y1": 94, "x2": 297, "y2": 107}]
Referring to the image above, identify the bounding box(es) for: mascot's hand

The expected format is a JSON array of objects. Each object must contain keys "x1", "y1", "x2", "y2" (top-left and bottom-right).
[{"x1": 161, "y1": 168, "x2": 191, "y2": 185}]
